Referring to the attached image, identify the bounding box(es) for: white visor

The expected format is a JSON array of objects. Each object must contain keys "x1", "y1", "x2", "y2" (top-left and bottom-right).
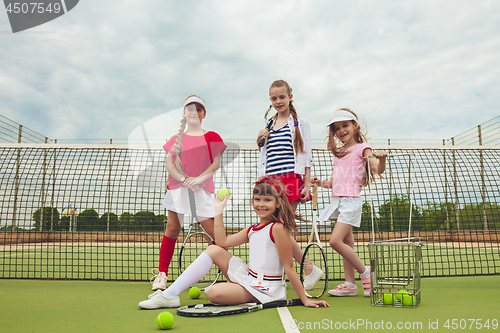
[
  {"x1": 183, "y1": 96, "x2": 207, "y2": 112},
  {"x1": 327, "y1": 110, "x2": 357, "y2": 126}
]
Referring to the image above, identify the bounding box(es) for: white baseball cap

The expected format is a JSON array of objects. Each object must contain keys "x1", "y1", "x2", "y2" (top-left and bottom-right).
[
  {"x1": 183, "y1": 96, "x2": 207, "y2": 112},
  {"x1": 327, "y1": 110, "x2": 357, "y2": 126}
]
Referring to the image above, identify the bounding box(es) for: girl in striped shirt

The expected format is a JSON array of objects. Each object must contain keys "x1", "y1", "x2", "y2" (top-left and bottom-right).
[{"x1": 257, "y1": 80, "x2": 323, "y2": 290}]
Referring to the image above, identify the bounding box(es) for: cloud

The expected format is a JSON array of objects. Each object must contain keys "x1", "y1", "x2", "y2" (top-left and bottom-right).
[{"x1": 0, "y1": 0, "x2": 499, "y2": 143}]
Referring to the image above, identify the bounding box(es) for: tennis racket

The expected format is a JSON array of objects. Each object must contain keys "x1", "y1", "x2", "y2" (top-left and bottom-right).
[
  {"x1": 258, "y1": 105, "x2": 274, "y2": 147},
  {"x1": 299, "y1": 183, "x2": 328, "y2": 298},
  {"x1": 177, "y1": 298, "x2": 303, "y2": 317},
  {"x1": 178, "y1": 188, "x2": 220, "y2": 290}
]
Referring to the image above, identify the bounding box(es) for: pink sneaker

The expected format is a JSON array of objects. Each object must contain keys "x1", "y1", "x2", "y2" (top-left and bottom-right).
[
  {"x1": 328, "y1": 283, "x2": 358, "y2": 297},
  {"x1": 361, "y1": 275, "x2": 371, "y2": 297}
]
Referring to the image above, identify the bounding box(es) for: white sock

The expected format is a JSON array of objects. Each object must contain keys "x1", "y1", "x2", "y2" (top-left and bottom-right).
[
  {"x1": 162, "y1": 251, "x2": 213, "y2": 299},
  {"x1": 345, "y1": 281, "x2": 356, "y2": 288},
  {"x1": 359, "y1": 266, "x2": 370, "y2": 279}
]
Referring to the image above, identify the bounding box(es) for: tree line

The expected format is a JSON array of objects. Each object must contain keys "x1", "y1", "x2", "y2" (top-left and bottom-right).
[
  {"x1": 359, "y1": 195, "x2": 500, "y2": 232},
  {"x1": 14, "y1": 196, "x2": 500, "y2": 232},
  {"x1": 30, "y1": 208, "x2": 166, "y2": 232}
]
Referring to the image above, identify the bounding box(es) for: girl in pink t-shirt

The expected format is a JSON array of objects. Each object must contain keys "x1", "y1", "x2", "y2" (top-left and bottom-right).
[
  {"x1": 311, "y1": 108, "x2": 387, "y2": 298},
  {"x1": 151, "y1": 95, "x2": 226, "y2": 291}
]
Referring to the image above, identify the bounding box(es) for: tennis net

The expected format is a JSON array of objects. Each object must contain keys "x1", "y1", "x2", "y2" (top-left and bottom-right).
[{"x1": 1, "y1": 143, "x2": 499, "y2": 281}]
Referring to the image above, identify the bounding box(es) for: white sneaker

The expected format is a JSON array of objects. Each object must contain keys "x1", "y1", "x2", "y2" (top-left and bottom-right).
[
  {"x1": 150, "y1": 269, "x2": 168, "y2": 291},
  {"x1": 303, "y1": 265, "x2": 324, "y2": 291},
  {"x1": 138, "y1": 290, "x2": 181, "y2": 309}
]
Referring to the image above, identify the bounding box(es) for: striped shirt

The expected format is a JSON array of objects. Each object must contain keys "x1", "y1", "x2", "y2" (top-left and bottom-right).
[{"x1": 265, "y1": 124, "x2": 295, "y2": 175}]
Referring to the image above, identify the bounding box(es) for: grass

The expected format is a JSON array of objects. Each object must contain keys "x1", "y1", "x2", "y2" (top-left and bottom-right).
[
  {"x1": 1, "y1": 243, "x2": 499, "y2": 280},
  {"x1": 0, "y1": 276, "x2": 499, "y2": 332}
]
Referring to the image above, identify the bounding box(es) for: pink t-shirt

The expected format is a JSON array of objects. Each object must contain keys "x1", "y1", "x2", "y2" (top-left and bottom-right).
[
  {"x1": 163, "y1": 131, "x2": 226, "y2": 193},
  {"x1": 331, "y1": 143, "x2": 371, "y2": 197}
]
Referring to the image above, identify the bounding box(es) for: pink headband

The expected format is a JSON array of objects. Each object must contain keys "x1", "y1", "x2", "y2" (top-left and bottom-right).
[{"x1": 253, "y1": 177, "x2": 282, "y2": 196}]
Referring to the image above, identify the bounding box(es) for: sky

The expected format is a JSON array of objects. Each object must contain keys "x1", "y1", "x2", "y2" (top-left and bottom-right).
[{"x1": 1, "y1": 0, "x2": 499, "y2": 144}]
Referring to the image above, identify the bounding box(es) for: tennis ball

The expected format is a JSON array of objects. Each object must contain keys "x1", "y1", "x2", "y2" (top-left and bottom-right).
[
  {"x1": 217, "y1": 188, "x2": 231, "y2": 200},
  {"x1": 156, "y1": 311, "x2": 174, "y2": 330},
  {"x1": 402, "y1": 294, "x2": 416, "y2": 306},
  {"x1": 189, "y1": 286, "x2": 201, "y2": 299},
  {"x1": 397, "y1": 290, "x2": 409, "y2": 302},
  {"x1": 383, "y1": 293, "x2": 394, "y2": 305}
]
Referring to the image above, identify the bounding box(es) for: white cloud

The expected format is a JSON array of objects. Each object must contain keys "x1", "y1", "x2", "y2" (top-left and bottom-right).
[{"x1": 0, "y1": 0, "x2": 499, "y2": 143}]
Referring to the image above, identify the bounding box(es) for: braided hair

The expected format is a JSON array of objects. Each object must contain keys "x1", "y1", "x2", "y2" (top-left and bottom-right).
[
  {"x1": 269, "y1": 80, "x2": 305, "y2": 155},
  {"x1": 171, "y1": 94, "x2": 206, "y2": 174}
]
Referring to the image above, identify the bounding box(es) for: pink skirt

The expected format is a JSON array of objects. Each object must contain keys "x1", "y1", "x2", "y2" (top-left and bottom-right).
[{"x1": 272, "y1": 173, "x2": 312, "y2": 204}]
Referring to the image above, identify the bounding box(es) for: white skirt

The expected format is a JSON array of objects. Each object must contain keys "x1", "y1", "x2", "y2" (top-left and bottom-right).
[
  {"x1": 318, "y1": 196, "x2": 363, "y2": 228},
  {"x1": 226, "y1": 256, "x2": 287, "y2": 304},
  {"x1": 162, "y1": 187, "x2": 215, "y2": 220}
]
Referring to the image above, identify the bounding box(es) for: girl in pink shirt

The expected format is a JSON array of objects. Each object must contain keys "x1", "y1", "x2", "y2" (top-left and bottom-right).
[{"x1": 311, "y1": 108, "x2": 387, "y2": 298}]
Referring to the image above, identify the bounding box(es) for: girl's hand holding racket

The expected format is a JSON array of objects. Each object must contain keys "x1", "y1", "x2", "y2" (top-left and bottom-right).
[
  {"x1": 310, "y1": 177, "x2": 321, "y2": 186},
  {"x1": 303, "y1": 299, "x2": 329, "y2": 308},
  {"x1": 258, "y1": 129, "x2": 270, "y2": 140},
  {"x1": 184, "y1": 176, "x2": 203, "y2": 189}
]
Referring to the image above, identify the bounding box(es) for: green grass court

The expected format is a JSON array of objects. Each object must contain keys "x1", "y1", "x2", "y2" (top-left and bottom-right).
[
  {"x1": 1, "y1": 243, "x2": 498, "y2": 279},
  {"x1": 0, "y1": 276, "x2": 499, "y2": 333}
]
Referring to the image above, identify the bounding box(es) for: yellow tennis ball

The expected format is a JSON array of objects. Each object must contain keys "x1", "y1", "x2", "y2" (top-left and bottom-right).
[
  {"x1": 156, "y1": 311, "x2": 174, "y2": 330},
  {"x1": 189, "y1": 287, "x2": 201, "y2": 299},
  {"x1": 402, "y1": 294, "x2": 416, "y2": 306},
  {"x1": 383, "y1": 293, "x2": 394, "y2": 305},
  {"x1": 397, "y1": 290, "x2": 409, "y2": 302},
  {"x1": 217, "y1": 188, "x2": 231, "y2": 200}
]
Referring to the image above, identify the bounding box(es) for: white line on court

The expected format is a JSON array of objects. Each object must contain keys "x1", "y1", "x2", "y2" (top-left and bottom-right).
[{"x1": 277, "y1": 307, "x2": 300, "y2": 333}]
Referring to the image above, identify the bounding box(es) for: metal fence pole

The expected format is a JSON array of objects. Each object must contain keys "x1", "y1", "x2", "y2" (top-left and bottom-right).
[
  {"x1": 478, "y1": 125, "x2": 488, "y2": 230},
  {"x1": 12, "y1": 125, "x2": 22, "y2": 231}
]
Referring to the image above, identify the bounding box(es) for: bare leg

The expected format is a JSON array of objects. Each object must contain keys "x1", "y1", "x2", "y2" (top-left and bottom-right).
[
  {"x1": 199, "y1": 217, "x2": 215, "y2": 245},
  {"x1": 203, "y1": 245, "x2": 259, "y2": 304},
  {"x1": 165, "y1": 211, "x2": 181, "y2": 238},
  {"x1": 329, "y1": 222, "x2": 365, "y2": 275},
  {"x1": 341, "y1": 231, "x2": 356, "y2": 284},
  {"x1": 290, "y1": 200, "x2": 313, "y2": 275}
]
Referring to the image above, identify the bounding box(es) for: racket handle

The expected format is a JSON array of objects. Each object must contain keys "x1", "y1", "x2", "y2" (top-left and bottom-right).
[
  {"x1": 258, "y1": 135, "x2": 267, "y2": 147},
  {"x1": 262, "y1": 298, "x2": 303, "y2": 309},
  {"x1": 312, "y1": 183, "x2": 318, "y2": 209}
]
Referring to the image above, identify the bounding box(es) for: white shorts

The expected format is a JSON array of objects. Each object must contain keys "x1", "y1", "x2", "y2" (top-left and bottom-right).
[
  {"x1": 162, "y1": 187, "x2": 215, "y2": 221},
  {"x1": 318, "y1": 196, "x2": 363, "y2": 228}
]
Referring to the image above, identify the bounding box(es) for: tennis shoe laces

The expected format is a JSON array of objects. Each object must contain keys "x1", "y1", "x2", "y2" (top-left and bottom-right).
[
  {"x1": 303, "y1": 265, "x2": 324, "y2": 291},
  {"x1": 328, "y1": 283, "x2": 358, "y2": 296},
  {"x1": 150, "y1": 269, "x2": 168, "y2": 291},
  {"x1": 138, "y1": 290, "x2": 181, "y2": 309}
]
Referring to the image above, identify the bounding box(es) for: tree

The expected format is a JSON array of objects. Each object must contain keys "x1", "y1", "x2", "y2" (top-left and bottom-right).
[
  {"x1": 421, "y1": 201, "x2": 457, "y2": 231},
  {"x1": 119, "y1": 212, "x2": 135, "y2": 231},
  {"x1": 378, "y1": 195, "x2": 421, "y2": 232},
  {"x1": 359, "y1": 201, "x2": 374, "y2": 232},
  {"x1": 77, "y1": 209, "x2": 100, "y2": 231},
  {"x1": 458, "y1": 202, "x2": 500, "y2": 231},
  {"x1": 134, "y1": 211, "x2": 163, "y2": 231},
  {"x1": 100, "y1": 212, "x2": 119, "y2": 231},
  {"x1": 32, "y1": 207, "x2": 60, "y2": 231}
]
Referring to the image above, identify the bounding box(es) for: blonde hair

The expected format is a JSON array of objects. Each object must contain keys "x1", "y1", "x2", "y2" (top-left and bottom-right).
[
  {"x1": 326, "y1": 108, "x2": 375, "y2": 185},
  {"x1": 172, "y1": 95, "x2": 206, "y2": 174},
  {"x1": 252, "y1": 177, "x2": 307, "y2": 233},
  {"x1": 269, "y1": 80, "x2": 305, "y2": 155}
]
